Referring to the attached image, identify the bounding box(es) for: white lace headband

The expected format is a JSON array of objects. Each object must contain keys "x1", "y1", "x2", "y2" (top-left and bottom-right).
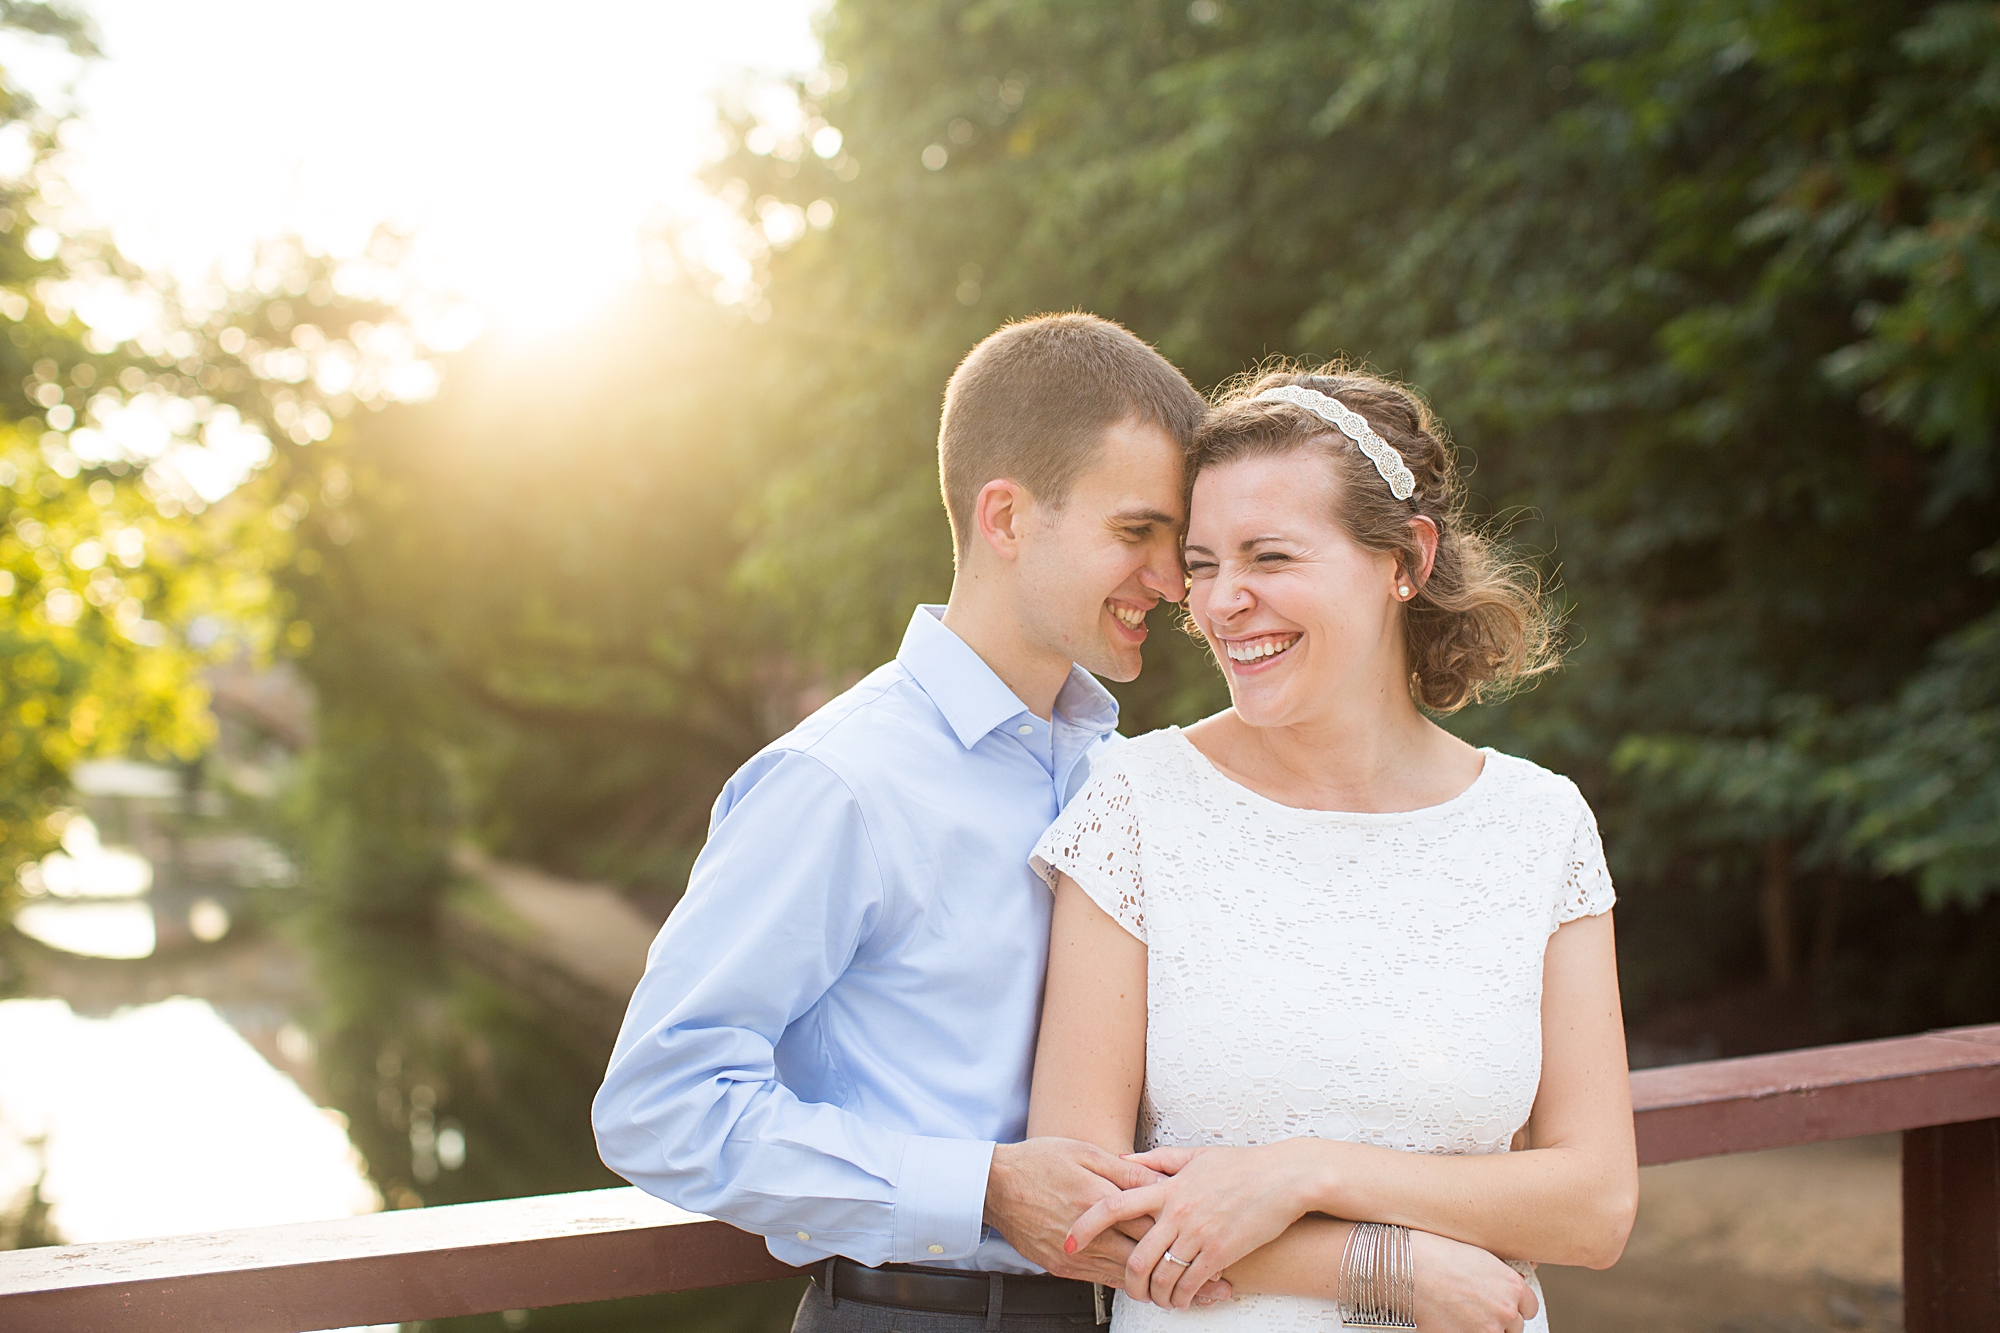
[{"x1": 1253, "y1": 385, "x2": 1417, "y2": 501}]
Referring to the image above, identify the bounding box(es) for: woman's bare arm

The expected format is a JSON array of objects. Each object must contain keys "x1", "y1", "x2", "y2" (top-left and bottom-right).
[
  {"x1": 1223, "y1": 1217, "x2": 1536, "y2": 1332},
  {"x1": 1305, "y1": 910, "x2": 1638, "y2": 1263},
  {"x1": 1071, "y1": 911, "x2": 1637, "y2": 1305},
  {"x1": 1025, "y1": 874, "x2": 1149, "y2": 1149}
]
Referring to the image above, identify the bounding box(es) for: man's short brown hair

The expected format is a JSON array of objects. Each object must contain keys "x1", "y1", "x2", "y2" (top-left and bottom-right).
[{"x1": 939, "y1": 313, "x2": 1206, "y2": 553}]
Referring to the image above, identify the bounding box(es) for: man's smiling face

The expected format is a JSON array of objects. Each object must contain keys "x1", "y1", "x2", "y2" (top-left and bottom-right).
[{"x1": 1016, "y1": 416, "x2": 1189, "y2": 683}]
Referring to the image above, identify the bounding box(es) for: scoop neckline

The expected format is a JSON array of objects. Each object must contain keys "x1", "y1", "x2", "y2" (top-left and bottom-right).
[{"x1": 1163, "y1": 725, "x2": 1497, "y2": 823}]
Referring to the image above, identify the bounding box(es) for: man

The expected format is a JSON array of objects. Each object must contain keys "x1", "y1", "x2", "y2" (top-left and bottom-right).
[
  {"x1": 596, "y1": 313, "x2": 1197, "y2": 1331},
  {"x1": 594, "y1": 315, "x2": 1520, "y2": 1331}
]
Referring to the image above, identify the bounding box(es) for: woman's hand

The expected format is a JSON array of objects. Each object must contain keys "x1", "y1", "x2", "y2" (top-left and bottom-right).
[
  {"x1": 1410, "y1": 1230, "x2": 1538, "y2": 1333},
  {"x1": 1064, "y1": 1142, "x2": 1317, "y2": 1308}
]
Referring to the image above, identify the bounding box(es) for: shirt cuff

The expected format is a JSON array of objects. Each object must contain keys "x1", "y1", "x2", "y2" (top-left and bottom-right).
[{"x1": 891, "y1": 1134, "x2": 996, "y2": 1264}]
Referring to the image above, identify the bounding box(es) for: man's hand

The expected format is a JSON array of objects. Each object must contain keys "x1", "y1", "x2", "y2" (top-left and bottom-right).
[
  {"x1": 985, "y1": 1138, "x2": 1157, "y2": 1284},
  {"x1": 1410, "y1": 1230, "x2": 1538, "y2": 1333},
  {"x1": 1065, "y1": 1146, "x2": 1532, "y2": 1326},
  {"x1": 984, "y1": 1138, "x2": 1232, "y2": 1304}
]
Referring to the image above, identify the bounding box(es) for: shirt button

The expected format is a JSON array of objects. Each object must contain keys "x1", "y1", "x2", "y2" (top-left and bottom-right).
[
  {"x1": 1017, "y1": 724, "x2": 1034, "y2": 735},
  {"x1": 929, "y1": 1244, "x2": 945, "y2": 1254},
  {"x1": 796, "y1": 1231, "x2": 811, "y2": 1242}
]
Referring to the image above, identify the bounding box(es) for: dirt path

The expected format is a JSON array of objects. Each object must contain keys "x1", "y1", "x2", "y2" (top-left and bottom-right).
[
  {"x1": 1541, "y1": 1136, "x2": 1902, "y2": 1331},
  {"x1": 450, "y1": 848, "x2": 658, "y2": 998}
]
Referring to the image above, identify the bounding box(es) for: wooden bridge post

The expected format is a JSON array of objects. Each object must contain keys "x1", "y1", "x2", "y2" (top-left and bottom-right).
[{"x1": 1903, "y1": 1118, "x2": 2000, "y2": 1332}]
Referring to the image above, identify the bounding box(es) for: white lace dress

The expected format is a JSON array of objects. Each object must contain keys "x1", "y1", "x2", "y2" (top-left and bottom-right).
[{"x1": 1031, "y1": 728, "x2": 1615, "y2": 1332}]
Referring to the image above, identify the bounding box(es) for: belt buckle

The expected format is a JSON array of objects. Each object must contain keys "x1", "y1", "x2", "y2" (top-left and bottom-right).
[{"x1": 1093, "y1": 1283, "x2": 1109, "y2": 1325}]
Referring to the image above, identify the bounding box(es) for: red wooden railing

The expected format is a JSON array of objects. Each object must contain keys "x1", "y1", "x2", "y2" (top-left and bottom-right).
[{"x1": 3, "y1": 1023, "x2": 1997, "y2": 1332}]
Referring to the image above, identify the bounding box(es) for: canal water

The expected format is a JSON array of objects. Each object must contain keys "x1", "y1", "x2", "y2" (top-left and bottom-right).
[{"x1": 0, "y1": 805, "x2": 804, "y2": 1332}]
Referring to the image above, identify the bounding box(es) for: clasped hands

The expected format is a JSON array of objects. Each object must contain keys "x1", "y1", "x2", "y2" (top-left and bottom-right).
[
  {"x1": 984, "y1": 1138, "x2": 1234, "y2": 1305},
  {"x1": 1062, "y1": 1141, "x2": 1307, "y2": 1309},
  {"x1": 1058, "y1": 1142, "x2": 1541, "y2": 1332}
]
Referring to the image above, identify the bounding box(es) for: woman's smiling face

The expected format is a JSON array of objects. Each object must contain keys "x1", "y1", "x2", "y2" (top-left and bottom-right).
[{"x1": 1184, "y1": 449, "x2": 1408, "y2": 728}]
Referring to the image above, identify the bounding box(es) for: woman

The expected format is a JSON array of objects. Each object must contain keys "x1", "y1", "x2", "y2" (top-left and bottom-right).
[{"x1": 1026, "y1": 367, "x2": 1638, "y2": 1331}]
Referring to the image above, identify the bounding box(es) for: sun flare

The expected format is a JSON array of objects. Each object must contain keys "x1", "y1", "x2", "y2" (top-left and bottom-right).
[{"x1": 0, "y1": 0, "x2": 819, "y2": 340}]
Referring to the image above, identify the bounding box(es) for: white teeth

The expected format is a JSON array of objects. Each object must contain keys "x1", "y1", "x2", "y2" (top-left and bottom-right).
[
  {"x1": 1111, "y1": 604, "x2": 1146, "y2": 629},
  {"x1": 1226, "y1": 636, "x2": 1299, "y2": 663}
]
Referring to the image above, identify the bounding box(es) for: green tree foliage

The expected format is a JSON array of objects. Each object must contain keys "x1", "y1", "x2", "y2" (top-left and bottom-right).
[
  {"x1": 0, "y1": 441, "x2": 217, "y2": 868},
  {"x1": 0, "y1": 6, "x2": 225, "y2": 890},
  {"x1": 5, "y1": 211, "x2": 443, "y2": 918},
  {"x1": 171, "y1": 238, "x2": 457, "y2": 918},
  {"x1": 700, "y1": 0, "x2": 1999, "y2": 1021},
  {"x1": 256, "y1": 284, "x2": 783, "y2": 914},
  {"x1": 1534, "y1": 0, "x2": 2000, "y2": 965},
  {"x1": 262, "y1": 0, "x2": 1998, "y2": 1033},
  {"x1": 53, "y1": 233, "x2": 516, "y2": 920},
  {"x1": 1806, "y1": 3, "x2": 2000, "y2": 910}
]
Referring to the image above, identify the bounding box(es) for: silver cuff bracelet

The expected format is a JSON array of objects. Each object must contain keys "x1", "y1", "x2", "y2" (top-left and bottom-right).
[{"x1": 1338, "y1": 1221, "x2": 1416, "y2": 1330}]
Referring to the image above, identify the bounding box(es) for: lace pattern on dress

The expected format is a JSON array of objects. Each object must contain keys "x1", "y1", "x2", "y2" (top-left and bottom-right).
[
  {"x1": 1554, "y1": 798, "x2": 1616, "y2": 931},
  {"x1": 1032, "y1": 764, "x2": 1146, "y2": 941},
  {"x1": 1028, "y1": 729, "x2": 1610, "y2": 1333}
]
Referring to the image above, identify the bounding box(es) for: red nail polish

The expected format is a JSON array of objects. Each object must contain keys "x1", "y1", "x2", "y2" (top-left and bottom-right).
[{"x1": 1064, "y1": 1236, "x2": 1078, "y2": 1254}]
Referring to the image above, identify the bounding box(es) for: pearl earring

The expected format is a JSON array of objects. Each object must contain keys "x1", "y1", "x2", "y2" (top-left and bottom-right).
[{"x1": 1398, "y1": 585, "x2": 1411, "y2": 599}]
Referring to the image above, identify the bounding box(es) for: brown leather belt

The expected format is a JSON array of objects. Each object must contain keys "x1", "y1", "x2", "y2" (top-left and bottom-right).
[{"x1": 811, "y1": 1257, "x2": 1108, "y2": 1326}]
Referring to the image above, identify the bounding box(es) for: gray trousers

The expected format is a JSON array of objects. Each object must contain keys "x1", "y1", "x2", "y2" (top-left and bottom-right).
[{"x1": 791, "y1": 1282, "x2": 1103, "y2": 1332}]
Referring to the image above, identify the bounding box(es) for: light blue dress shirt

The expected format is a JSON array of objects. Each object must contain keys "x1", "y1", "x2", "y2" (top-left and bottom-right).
[{"x1": 593, "y1": 606, "x2": 1121, "y2": 1272}]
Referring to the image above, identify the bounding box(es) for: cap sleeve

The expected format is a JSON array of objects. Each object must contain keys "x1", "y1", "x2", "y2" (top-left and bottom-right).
[
  {"x1": 1032, "y1": 765, "x2": 1146, "y2": 942},
  {"x1": 1553, "y1": 790, "x2": 1616, "y2": 931}
]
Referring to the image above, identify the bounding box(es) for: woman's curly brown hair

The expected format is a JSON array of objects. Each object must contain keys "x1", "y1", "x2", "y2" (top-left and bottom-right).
[{"x1": 1192, "y1": 361, "x2": 1561, "y2": 713}]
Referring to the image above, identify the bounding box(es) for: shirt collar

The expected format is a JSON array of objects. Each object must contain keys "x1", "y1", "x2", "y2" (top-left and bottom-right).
[{"x1": 897, "y1": 605, "x2": 1121, "y2": 750}]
